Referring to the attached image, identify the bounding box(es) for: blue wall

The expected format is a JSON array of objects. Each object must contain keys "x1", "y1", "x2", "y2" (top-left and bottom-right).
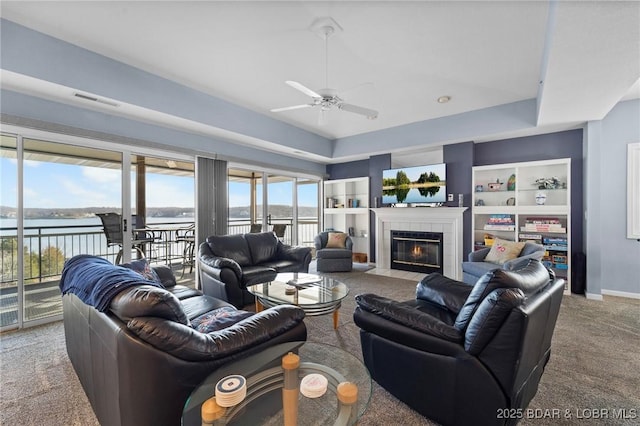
[
  {"x1": 587, "y1": 100, "x2": 640, "y2": 297},
  {"x1": 474, "y1": 129, "x2": 584, "y2": 256},
  {"x1": 443, "y1": 141, "x2": 474, "y2": 256},
  {"x1": 328, "y1": 130, "x2": 584, "y2": 278}
]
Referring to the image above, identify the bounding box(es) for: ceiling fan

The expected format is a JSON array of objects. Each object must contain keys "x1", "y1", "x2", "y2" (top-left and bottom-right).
[{"x1": 271, "y1": 18, "x2": 378, "y2": 122}]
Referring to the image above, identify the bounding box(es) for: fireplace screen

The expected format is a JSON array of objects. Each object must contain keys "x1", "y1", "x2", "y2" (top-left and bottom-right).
[{"x1": 390, "y1": 230, "x2": 443, "y2": 274}]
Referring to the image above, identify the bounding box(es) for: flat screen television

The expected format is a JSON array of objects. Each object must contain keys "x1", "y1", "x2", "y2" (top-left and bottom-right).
[{"x1": 382, "y1": 163, "x2": 447, "y2": 205}]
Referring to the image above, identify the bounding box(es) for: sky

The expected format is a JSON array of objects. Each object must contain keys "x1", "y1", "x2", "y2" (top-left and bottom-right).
[
  {"x1": 1, "y1": 158, "x2": 318, "y2": 209},
  {"x1": 382, "y1": 163, "x2": 446, "y2": 182}
]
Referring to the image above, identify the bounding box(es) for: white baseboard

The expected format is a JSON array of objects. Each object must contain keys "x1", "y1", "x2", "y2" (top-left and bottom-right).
[
  {"x1": 585, "y1": 292, "x2": 604, "y2": 301},
  {"x1": 601, "y1": 289, "x2": 640, "y2": 300}
]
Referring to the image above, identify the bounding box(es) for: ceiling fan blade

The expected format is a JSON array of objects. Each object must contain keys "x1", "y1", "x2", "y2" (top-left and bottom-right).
[
  {"x1": 338, "y1": 103, "x2": 379, "y2": 119},
  {"x1": 271, "y1": 104, "x2": 314, "y2": 113},
  {"x1": 285, "y1": 81, "x2": 322, "y2": 99}
]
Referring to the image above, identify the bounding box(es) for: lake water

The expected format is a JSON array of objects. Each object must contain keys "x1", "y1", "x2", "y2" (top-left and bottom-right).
[
  {"x1": 0, "y1": 217, "x2": 195, "y2": 233},
  {"x1": 0, "y1": 217, "x2": 197, "y2": 259}
]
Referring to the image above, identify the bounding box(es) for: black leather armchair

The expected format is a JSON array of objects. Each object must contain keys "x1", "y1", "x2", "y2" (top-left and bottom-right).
[{"x1": 354, "y1": 260, "x2": 564, "y2": 426}]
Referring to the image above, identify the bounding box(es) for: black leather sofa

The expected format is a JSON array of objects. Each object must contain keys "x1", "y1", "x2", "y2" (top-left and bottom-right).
[
  {"x1": 61, "y1": 256, "x2": 307, "y2": 426},
  {"x1": 198, "y1": 231, "x2": 312, "y2": 308},
  {"x1": 354, "y1": 260, "x2": 564, "y2": 426}
]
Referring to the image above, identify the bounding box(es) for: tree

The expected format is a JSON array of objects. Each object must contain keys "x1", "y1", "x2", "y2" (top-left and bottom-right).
[
  {"x1": 396, "y1": 170, "x2": 411, "y2": 187},
  {"x1": 41, "y1": 246, "x2": 66, "y2": 278}
]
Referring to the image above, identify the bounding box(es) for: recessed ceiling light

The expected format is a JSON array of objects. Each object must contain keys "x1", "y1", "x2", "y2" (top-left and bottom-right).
[{"x1": 437, "y1": 96, "x2": 451, "y2": 104}]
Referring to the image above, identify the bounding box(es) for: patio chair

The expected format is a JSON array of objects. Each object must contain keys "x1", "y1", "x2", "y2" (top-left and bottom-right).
[
  {"x1": 272, "y1": 224, "x2": 287, "y2": 240},
  {"x1": 96, "y1": 212, "x2": 155, "y2": 264},
  {"x1": 250, "y1": 224, "x2": 263, "y2": 233},
  {"x1": 175, "y1": 223, "x2": 196, "y2": 276}
]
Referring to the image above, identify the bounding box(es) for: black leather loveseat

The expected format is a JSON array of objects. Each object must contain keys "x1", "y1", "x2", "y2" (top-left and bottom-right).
[
  {"x1": 354, "y1": 260, "x2": 564, "y2": 426},
  {"x1": 60, "y1": 255, "x2": 307, "y2": 426},
  {"x1": 198, "y1": 231, "x2": 312, "y2": 308}
]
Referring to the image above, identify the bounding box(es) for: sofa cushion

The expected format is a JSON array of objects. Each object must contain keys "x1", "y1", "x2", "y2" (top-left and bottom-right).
[
  {"x1": 190, "y1": 306, "x2": 253, "y2": 333},
  {"x1": 206, "y1": 234, "x2": 253, "y2": 267},
  {"x1": 180, "y1": 295, "x2": 234, "y2": 321},
  {"x1": 244, "y1": 232, "x2": 279, "y2": 265},
  {"x1": 484, "y1": 238, "x2": 525, "y2": 264},
  {"x1": 240, "y1": 265, "x2": 278, "y2": 287},
  {"x1": 120, "y1": 258, "x2": 161, "y2": 283},
  {"x1": 316, "y1": 248, "x2": 352, "y2": 259},
  {"x1": 110, "y1": 285, "x2": 189, "y2": 325},
  {"x1": 127, "y1": 304, "x2": 306, "y2": 361},
  {"x1": 167, "y1": 285, "x2": 202, "y2": 300},
  {"x1": 261, "y1": 259, "x2": 304, "y2": 273}
]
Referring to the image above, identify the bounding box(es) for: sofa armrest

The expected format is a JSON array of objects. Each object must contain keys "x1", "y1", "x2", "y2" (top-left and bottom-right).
[
  {"x1": 199, "y1": 253, "x2": 242, "y2": 279},
  {"x1": 415, "y1": 273, "x2": 473, "y2": 313},
  {"x1": 468, "y1": 247, "x2": 490, "y2": 262},
  {"x1": 355, "y1": 293, "x2": 462, "y2": 342},
  {"x1": 277, "y1": 243, "x2": 312, "y2": 265},
  {"x1": 127, "y1": 305, "x2": 306, "y2": 361},
  {"x1": 503, "y1": 251, "x2": 545, "y2": 270},
  {"x1": 345, "y1": 236, "x2": 354, "y2": 251}
]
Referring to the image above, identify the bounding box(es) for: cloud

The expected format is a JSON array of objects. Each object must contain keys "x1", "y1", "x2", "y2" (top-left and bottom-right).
[
  {"x1": 82, "y1": 166, "x2": 120, "y2": 184},
  {"x1": 24, "y1": 160, "x2": 41, "y2": 168},
  {"x1": 58, "y1": 177, "x2": 115, "y2": 207},
  {"x1": 229, "y1": 192, "x2": 250, "y2": 207},
  {"x1": 145, "y1": 176, "x2": 194, "y2": 208}
]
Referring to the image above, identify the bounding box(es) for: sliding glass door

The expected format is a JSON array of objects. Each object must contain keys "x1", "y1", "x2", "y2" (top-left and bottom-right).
[
  {"x1": 0, "y1": 135, "x2": 19, "y2": 328},
  {"x1": 0, "y1": 128, "x2": 195, "y2": 330},
  {"x1": 228, "y1": 167, "x2": 320, "y2": 246}
]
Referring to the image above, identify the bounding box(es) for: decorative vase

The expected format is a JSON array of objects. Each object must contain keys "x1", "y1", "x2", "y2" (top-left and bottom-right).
[
  {"x1": 535, "y1": 191, "x2": 547, "y2": 205},
  {"x1": 507, "y1": 174, "x2": 516, "y2": 191}
]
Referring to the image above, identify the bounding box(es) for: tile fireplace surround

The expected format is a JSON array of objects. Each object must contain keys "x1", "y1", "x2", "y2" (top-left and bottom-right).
[{"x1": 371, "y1": 207, "x2": 467, "y2": 280}]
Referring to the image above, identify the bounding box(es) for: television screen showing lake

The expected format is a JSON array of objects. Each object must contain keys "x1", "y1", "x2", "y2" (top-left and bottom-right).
[{"x1": 382, "y1": 186, "x2": 445, "y2": 204}]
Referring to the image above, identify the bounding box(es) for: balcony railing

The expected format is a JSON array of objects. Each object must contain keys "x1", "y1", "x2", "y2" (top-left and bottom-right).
[{"x1": 0, "y1": 218, "x2": 318, "y2": 328}]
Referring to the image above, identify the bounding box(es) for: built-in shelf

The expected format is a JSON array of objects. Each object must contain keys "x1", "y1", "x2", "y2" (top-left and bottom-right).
[
  {"x1": 324, "y1": 177, "x2": 370, "y2": 261},
  {"x1": 472, "y1": 158, "x2": 571, "y2": 293}
]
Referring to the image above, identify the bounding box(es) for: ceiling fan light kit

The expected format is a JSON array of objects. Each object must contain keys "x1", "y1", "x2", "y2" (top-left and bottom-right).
[{"x1": 271, "y1": 17, "x2": 379, "y2": 122}]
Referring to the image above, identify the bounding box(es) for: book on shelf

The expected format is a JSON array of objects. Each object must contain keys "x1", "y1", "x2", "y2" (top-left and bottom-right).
[
  {"x1": 521, "y1": 225, "x2": 566, "y2": 232},
  {"x1": 525, "y1": 217, "x2": 562, "y2": 224},
  {"x1": 543, "y1": 236, "x2": 568, "y2": 246},
  {"x1": 484, "y1": 224, "x2": 516, "y2": 231},
  {"x1": 519, "y1": 233, "x2": 543, "y2": 243},
  {"x1": 487, "y1": 214, "x2": 514, "y2": 224}
]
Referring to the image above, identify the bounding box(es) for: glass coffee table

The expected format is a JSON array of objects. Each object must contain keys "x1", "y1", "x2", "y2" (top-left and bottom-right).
[
  {"x1": 247, "y1": 272, "x2": 349, "y2": 329},
  {"x1": 182, "y1": 341, "x2": 372, "y2": 426}
]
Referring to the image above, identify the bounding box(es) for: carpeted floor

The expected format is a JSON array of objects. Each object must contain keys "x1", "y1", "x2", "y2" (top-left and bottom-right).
[{"x1": 1, "y1": 268, "x2": 639, "y2": 425}]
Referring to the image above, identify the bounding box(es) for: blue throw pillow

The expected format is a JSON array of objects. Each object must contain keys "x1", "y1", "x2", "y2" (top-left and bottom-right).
[
  {"x1": 120, "y1": 258, "x2": 161, "y2": 284},
  {"x1": 191, "y1": 307, "x2": 253, "y2": 333}
]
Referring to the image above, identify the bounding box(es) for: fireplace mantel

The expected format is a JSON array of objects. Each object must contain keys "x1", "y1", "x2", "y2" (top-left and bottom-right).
[{"x1": 371, "y1": 207, "x2": 467, "y2": 280}]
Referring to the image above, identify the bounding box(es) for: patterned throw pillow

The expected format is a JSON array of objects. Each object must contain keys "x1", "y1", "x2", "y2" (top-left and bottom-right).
[
  {"x1": 190, "y1": 307, "x2": 253, "y2": 333},
  {"x1": 484, "y1": 238, "x2": 525, "y2": 264},
  {"x1": 326, "y1": 232, "x2": 348, "y2": 248},
  {"x1": 120, "y1": 258, "x2": 161, "y2": 284}
]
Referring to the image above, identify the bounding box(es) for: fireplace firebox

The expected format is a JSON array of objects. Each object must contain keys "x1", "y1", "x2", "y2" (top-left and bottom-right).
[{"x1": 390, "y1": 230, "x2": 443, "y2": 274}]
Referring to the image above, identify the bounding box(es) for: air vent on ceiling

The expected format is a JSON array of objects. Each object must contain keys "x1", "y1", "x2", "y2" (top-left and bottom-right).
[{"x1": 73, "y1": 92, "x2": 119, "y2": 107}]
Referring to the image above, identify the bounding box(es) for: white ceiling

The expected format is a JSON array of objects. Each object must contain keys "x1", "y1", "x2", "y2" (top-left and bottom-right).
[{"x1": 1, "y1": 1, "x2": 639, "y2": 151}]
